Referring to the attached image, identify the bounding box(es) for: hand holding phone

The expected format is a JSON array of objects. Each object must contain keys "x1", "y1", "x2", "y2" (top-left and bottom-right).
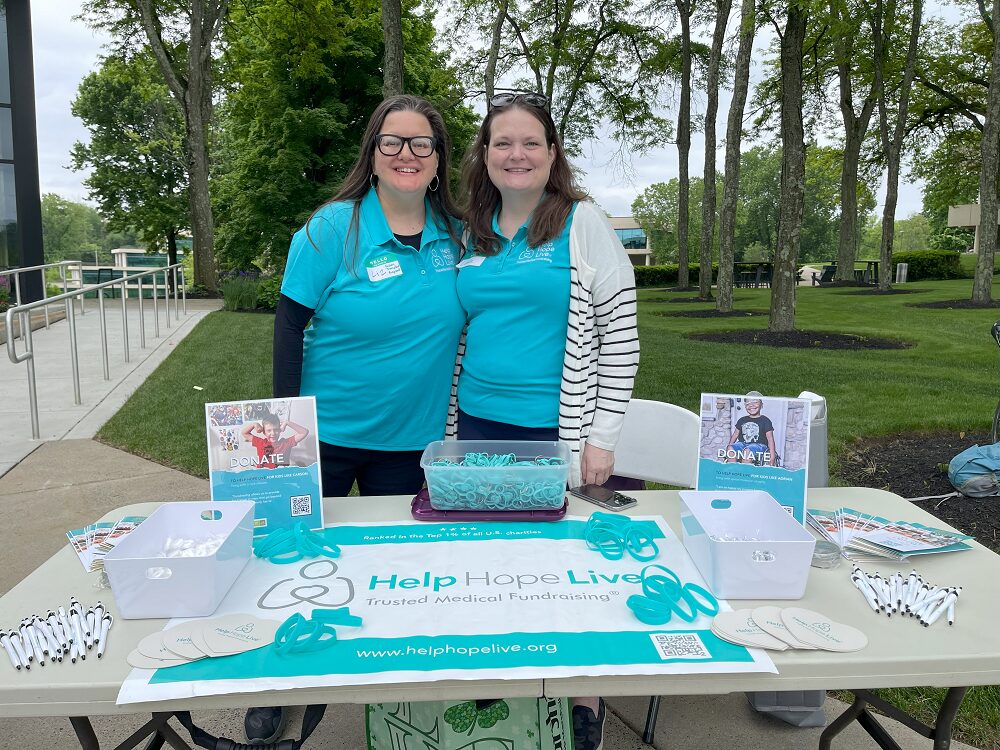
[{"x1": 569, "y1": 484, "x2": 638, "y2": 512}]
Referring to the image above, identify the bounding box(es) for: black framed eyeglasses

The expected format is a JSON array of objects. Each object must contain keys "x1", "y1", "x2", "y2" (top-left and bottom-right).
[
  {"x1": 488, "y1": 92, "x2": 549, "y2": 111},
  {"x1": 374, "y1": 133, "x2": 438, "y2": 157}
]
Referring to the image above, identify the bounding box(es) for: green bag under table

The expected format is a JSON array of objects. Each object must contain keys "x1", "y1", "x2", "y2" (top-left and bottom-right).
[{"x1": 367, "y1": 698, "x2": 572, "y2": 750}]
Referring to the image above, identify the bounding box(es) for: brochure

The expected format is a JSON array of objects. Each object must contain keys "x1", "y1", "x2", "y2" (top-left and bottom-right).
[
  {"x1": 205, "y1": 396, "x2": 323, "y2": 536},
  {"x1": 807, "y1": 507, "x2": 973, "y2": 561},
  {"x1": 66, "y1": 515, "x2": 148, "y2": 572},
  {"x1": 696, "y1": 392, "x2": 811, "y2": 523}
]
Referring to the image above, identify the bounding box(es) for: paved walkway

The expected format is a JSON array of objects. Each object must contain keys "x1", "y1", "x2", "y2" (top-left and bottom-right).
[{"x1": 0, "y1": 298, "x2": 975, "y2": 749}]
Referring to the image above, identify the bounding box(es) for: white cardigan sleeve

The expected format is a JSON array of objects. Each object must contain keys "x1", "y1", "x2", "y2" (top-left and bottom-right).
[{"x1": 572, "y1": 202, "x2": 640, "y2": 450}]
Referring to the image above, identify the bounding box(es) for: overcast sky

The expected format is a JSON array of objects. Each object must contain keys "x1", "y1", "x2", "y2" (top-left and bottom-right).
[{"x1": 32, "y1": 0, "x2": 929, "y2": 220}]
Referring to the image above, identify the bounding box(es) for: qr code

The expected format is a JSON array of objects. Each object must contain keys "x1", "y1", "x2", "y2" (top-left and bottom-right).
[
  {"x1": 290, "y1": 494, "x2": 312, "y2": 517},
  {"x1": 649, "y1": 633, "x2": 711, "y2": 660}
]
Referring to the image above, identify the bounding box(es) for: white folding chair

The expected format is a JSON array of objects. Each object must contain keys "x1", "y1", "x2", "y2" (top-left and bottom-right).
[
  {"x1": 613, "y1": 399, "x2": 700, "y2": 488},
  {"x1": 612, "y1": 399, "x2": 700, "y2": 744}
]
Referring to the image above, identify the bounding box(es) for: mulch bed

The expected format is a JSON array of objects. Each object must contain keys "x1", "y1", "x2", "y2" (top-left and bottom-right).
[
  {"x1": 910, "y1": 299, "x2": 1000, "y2": 309},
  {"x1": 688, "y1": 330, "x2": 911, "y2": 350},
  {"x1": 655, "y1": 309, "x2": 768, "y2": 318},
  {"x1": 834, "y1": 430, "x2": 999, "y2": 550}
]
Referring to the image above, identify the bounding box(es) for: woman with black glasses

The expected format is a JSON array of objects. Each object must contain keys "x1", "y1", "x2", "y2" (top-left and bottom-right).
[
  {"x1": 255, "y1": 94, "x2": 465, "y2": 741},
  {"x1": 449, "y1": 92, "x2": 639, "y2": 750}
]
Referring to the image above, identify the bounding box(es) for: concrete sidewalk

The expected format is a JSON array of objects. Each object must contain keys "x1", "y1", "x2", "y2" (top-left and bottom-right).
[
  {"x1": 0, "y1": 297, "x2": 222, "y2": 476},
  {"x1": 0, "y1": 300, "x2": 976, "y2": 749}
]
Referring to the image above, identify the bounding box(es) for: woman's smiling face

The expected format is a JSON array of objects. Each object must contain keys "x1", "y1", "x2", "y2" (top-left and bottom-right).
[{"x1": 484, "y1": 107, "x2": 555, "y2": 202}]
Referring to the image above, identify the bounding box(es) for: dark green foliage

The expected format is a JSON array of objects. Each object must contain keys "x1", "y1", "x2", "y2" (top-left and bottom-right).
[
  {"x1": 257, "y1": 275, "x2": 283, "y2": 310},
  {"x1": 220, "y1": 272, "x2": 261, "y2": 312},
  {"x1": 633, "y1": 264, "x2": 719, "y2": 287},
  {"x1": 70, "y1": 52, "x2": 188, "y2": 254},
  {"x1": 891, "y1": 250, "x2": 962, "y2": 281},
  {"x1": 213, "y1": 0, "x2": 477, "y2": 271}
]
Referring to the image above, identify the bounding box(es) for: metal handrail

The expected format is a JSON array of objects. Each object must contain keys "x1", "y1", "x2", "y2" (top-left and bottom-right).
[
  {"x1": 0, "y1": 260, "x2": 85, "y2": 333},
  {"x1": 5, "y1": 263, "x2": 188, "y2": 439}
]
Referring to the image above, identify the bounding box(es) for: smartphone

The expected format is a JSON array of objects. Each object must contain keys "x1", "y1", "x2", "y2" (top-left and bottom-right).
[{"x1": 569, "y1": 484, "x2": 638, "y2": 512}]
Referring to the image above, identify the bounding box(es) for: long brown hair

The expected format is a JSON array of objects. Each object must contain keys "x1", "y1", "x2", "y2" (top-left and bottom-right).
[
  {"x1": 461, "y1": 102, "x2": 587, "y2": 256},
  {"x1": 308, "y1": 95, "x2": 463, "y2": 271}
]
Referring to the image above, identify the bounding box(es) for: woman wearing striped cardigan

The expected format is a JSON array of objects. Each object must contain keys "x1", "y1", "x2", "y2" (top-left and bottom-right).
[{"x1": 446, "y1": 92, "x2": 639, "y2": 492}]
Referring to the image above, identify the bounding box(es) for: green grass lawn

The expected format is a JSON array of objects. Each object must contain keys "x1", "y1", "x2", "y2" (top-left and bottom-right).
[{"x1": 97, "y1": 278, "x2": 1000, "y2": 749}]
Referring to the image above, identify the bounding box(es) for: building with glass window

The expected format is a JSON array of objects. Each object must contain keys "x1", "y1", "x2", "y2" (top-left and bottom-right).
[
  {"x1": 1, "y1": 0, "x2": 44, "y2": 301},
  {"x1": 609, "y1": 216, "x2": 652, "y2": 266}
]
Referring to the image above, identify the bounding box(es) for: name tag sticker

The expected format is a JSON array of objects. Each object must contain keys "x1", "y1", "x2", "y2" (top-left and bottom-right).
[
  {"x1": 456, "y1": 255, "x2": 486, "y2": 268},
  {"x1": 366, "y1": 253, "x2": 404, "y2": 282}
]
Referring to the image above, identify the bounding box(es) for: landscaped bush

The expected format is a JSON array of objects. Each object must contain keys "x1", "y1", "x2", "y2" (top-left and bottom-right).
[
  {"x1": 0, "y1": 276, "x2": 9, "y2": 312},
  {"x1": 220, "y1": 271, "x2": 260, "y2": 311},
  {"x1": 257, "y1": 274, "x2": 282, "y2": 311},
  {"x1": 633, "y1": 264, "x2": 718, "y2": 287},
  {"x1": 891, "y1": 250, "x2": 962, "y2": 281}
]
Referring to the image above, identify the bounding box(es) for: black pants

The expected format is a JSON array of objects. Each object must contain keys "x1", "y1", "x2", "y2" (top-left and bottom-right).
[{"x1": 319, "y1": 441, "x2": 425, "y2": 497}]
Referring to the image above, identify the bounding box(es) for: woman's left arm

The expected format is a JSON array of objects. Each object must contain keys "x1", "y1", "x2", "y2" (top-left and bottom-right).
[{"x1": 578, "y1": 205, "x2": 640, "y2": 484}]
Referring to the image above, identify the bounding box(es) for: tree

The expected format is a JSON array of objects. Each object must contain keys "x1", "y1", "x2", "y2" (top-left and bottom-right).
[
  {"x1": 81, "y1": 0, "x2": 227, "y2": 291},
  {"x1": 213, "y1": 0, "x2": 477, "y2": 270},
  {"x1": 871, "y1": 0, "x2": 923, "y2": 291},
  {"x1": 40, "y1": 195, "x2": 103, "y2": 262},
  {"x1": 829, "y1": 0, "x2": 879, "y2": 283},
  {"x1": 770, "y1": 2, "x2": 807, "y2": 332},
  {"x1": 717, "y1": 0, "x2": 756, "y2": 313},
  {"x1": 675, "y1": 0, "x2": 696, "y2": 289},
  {"x1": 632, "y1": 177, "x2": 720, "y2": 264},
  {"x1": 447, "y1": 0, "x2": 675, "y2": 157},
  {"x1": 70, "y1": 52, "x2": 188, "y2": 265},
  {"x1": 975, "y1": 0, "x2": 1000, "y2": 303},
  {"x1": 382, "y1": 0, "x2": 404, "y2": 97},
  {"x1": 699, "y1": 0, "x2": 734, "y2": 299}
]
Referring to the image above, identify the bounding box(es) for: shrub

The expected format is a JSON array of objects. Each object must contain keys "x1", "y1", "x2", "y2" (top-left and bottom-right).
[
  {"x1": 633, "y1": 264, "x2": 718, "y2": 287},
  {"x1": 891, "y1": 250, "x2": 962, "y2": 281},
  {"x1": 220, "y1": 271, "x2": 260, "y2": 311},
  {"x1": 0, "y1": 277, "x2": 9, "y2": 313},
  {"x1": 257, "y1": 275, "x2": 282, "y2": 310}
]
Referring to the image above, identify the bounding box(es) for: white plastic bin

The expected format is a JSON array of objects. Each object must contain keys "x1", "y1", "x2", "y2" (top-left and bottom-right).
[
  {"x1": 104, "y1": 501, "x2": 254, "y2": 619},
  {"x1": 679, "y1": 490, "x2": 815, "y2": 599}
]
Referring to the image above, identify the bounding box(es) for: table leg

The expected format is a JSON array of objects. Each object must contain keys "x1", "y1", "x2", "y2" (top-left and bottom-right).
[
  {"x1": 67, "y1": 714, "x2": 193, "y2": 750},
  {"x1": 819, "y1": 687, "x2": 969, "y2": 750}
]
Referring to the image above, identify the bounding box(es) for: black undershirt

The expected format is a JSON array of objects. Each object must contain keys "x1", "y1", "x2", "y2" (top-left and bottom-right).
[{"x1": 272, "y1": 230, "x2": 423, "y2": 399}]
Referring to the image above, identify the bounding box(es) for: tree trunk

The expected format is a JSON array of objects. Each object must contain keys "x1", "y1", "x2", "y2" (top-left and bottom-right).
[
  {"x1": 770, "y1": 3, "x2": 807, "y2": 332},
  {"x1": 381, "y1": 0, "x2": 404, "y2": 97},
  {"x1": 975, "y1": 0, "x2": 1000, "y2": 304},
  {"x1": 676, "y1": 2, "x2": 693, "y2": 290},
  {"x1": 717, "y1": 0, "x2": 755, "y2": 313},
  {"x1": 135, "y1": 0, "x2": 223, "y2": 292},
  {"x1": 875, "y1": 0, "x2": 922, "y2": 291},
  {"x1": 699, "y1": 0, "x2": 732, "y2": 300},
  {"x1": 832, "y1": 3, "x2": 877, "y2": 283},
  {"x1": 484, "y1": 0, "x2": 509, "y2": 99}
]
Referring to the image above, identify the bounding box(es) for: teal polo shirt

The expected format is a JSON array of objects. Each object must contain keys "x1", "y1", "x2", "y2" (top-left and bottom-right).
[
  {"x1": 456, "y1": 205, "x2": 574, "y2": 427},
  {"x1": 280, "y1": 188, "x2": 464, "y2": 450}
]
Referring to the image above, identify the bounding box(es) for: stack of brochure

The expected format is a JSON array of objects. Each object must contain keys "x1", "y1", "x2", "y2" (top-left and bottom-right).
[
  {"x1": 807, "y1": 507, "x2": 972, "y2": 562},
  {"x1": 67, "y1": 516, "x2": 147, "y2": 572}
]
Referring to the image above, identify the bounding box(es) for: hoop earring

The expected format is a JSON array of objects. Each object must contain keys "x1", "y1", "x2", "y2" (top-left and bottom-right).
[
  {"x1": 370, "y1": 173, "x2": 378, "y2": 190},
  {"x1": 428, "y1": 175, "x2": 440, "y2": 192}
]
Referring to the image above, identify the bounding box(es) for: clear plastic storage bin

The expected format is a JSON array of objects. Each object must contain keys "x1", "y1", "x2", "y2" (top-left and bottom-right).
[
  {"x1": 104, "y1": 501, "x2": 254, "y2": 619},
  {"x1": 679, "y1": 490, "x2": 815, "y2": 599},
  {"x1": 421, "y1": 440, "x2": 570, "y2": 511}
]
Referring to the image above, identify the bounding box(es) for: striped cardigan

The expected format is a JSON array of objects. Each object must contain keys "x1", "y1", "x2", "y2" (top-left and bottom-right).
[{"x1": 446, "y1": 201, "x2": 640, "y2": 486}]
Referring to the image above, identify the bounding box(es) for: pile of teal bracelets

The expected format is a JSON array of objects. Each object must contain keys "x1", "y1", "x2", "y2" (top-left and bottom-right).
[
  {"x1": 626, "y1": 564, "x2": 719, "y2": 624},
  {"x1": 253, "y1": 522, "x2": 340, "y2": 564},
  {"x1": 585, "y1": 512, "x2": 659, "y2": 561},
  {"x1": 428, "y1": 452, "x2": 567, "y2": 510},
  {"x1": 274, "y1": 608, "x2": 362, "y2": 654}
]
